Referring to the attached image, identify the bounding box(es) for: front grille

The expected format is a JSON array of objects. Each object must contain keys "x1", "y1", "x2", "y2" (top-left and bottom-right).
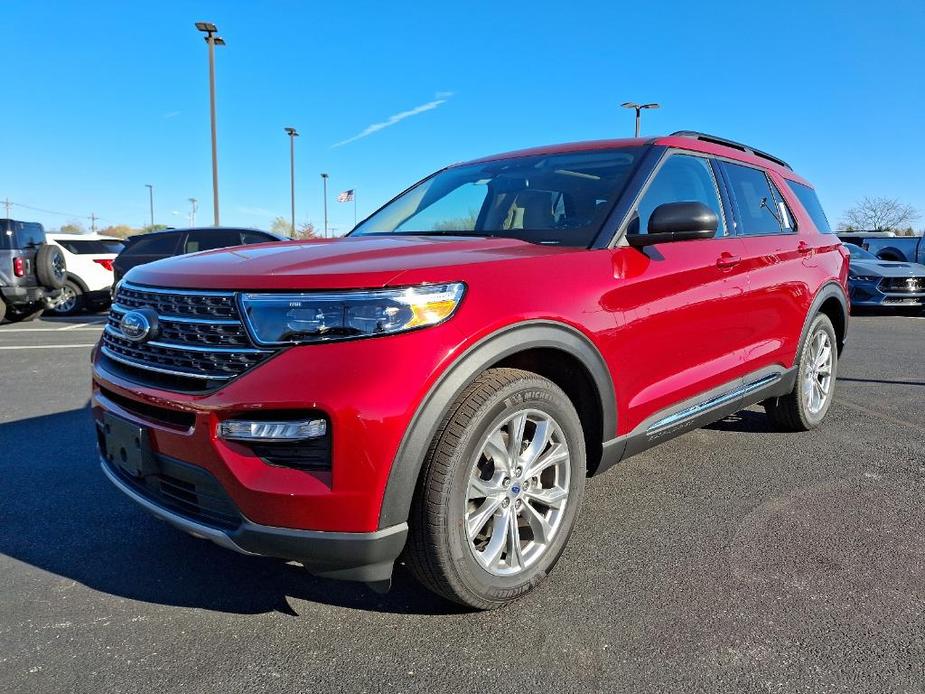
[
  {"x1": 100, "y1": 282, "x2": 276, "y2": 391},
  {"x1": 880, "y1": 277, "x2": 925, "y2": 292}
]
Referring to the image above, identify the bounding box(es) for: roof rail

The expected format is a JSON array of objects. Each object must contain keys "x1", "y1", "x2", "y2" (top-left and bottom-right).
[{"x1": 669, "y1": 130, "x2": 792, "y2": 170}]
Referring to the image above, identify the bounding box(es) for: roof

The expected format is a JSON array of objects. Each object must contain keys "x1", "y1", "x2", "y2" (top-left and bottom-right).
[
  {"x1": 454, "y1": 133, "x2": 810, "y2": 185},
  {"x1": 47, "y1": 232, "x2": 123, "y2": 241}
]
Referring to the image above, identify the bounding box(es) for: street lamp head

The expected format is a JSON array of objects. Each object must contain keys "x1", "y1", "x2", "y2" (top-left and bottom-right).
[
  {"x1": 641, "y1": 103, "x2": 661, "y2": 110},
  {"x1": 195, "y1": 21, "x2": 217, "y2": 33},
  {"x1": 320, "y1": 173, "x2": 329, "y2": 179},
  {"x1": 621, "y1": 102, "x2": 639, "y2": 109},
  {"x1": 285, "y1": 127, "x2": 299, "y2": 137},
  {"x1": 212, "y1": 36, "x2": 226, "y2": 46}
]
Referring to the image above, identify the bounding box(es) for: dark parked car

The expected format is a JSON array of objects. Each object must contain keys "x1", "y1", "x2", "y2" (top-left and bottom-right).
[
  {"x1": 0, "y1": 218, "x2": 66, "y2": 322},
  {"x1": 112, "y1": 227, "x2": 283, "y2": 284},
  {"x1": 845, "y1": 243, "x2": 925, "y2": 312}
]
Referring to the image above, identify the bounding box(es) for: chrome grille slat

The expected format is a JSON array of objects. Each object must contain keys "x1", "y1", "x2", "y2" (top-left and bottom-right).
[{"x1": 101, "y1": 282, "x2": 278, "y2": 388}]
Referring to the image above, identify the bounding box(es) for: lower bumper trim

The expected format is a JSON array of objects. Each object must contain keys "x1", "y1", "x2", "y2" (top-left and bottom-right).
[{"x1": 100, "y1": 457, "x2": 408, "y2": 583}]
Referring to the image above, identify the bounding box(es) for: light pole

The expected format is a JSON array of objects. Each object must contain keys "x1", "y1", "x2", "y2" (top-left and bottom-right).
[
  {"x1": 195, "y1": 21, "x2": 225, "y2": 226},
  {"x1": 145, "y1": 184, "x2": 154, "y2": 227},
  {"x1": 620, "y1": 102, "x2": 660, "y2": 137},
  {"x1": 321, "y1": 173, "x2": 329, "y2": 238},
  {"x1": 285, "y1": 127, "x2": 299, "y2": 236},
  {"x1": 188, "y1": 197, "x2": 198, "y2": 226}
]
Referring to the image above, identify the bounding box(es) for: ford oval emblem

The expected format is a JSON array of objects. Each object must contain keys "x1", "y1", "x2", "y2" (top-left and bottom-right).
[{"x1": 120, "y1": 309, "x2": 157, "y2": 343}]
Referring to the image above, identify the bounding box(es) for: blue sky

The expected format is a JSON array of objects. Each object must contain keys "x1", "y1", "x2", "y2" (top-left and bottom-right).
[{"x1": 3, "y1": 0, "x2": 924, "y2": 233}]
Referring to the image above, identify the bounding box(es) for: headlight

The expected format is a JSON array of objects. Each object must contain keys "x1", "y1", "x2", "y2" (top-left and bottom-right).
[
  {"x1": 240, "y1": 283, "x2": 465, "y2": 346},
  {"x1": 848, "y1": 274, "x2": 878, "y2": 281}
]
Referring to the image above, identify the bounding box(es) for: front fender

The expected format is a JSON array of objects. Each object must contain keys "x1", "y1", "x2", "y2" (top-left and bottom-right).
[{"x1": 377, "y1": 320, "x2": 615, "y2": 529}]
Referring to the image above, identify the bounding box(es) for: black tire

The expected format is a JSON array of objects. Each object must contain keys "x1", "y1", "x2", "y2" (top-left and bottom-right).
[
  {"x1": 5, "y1": 304, "x2": 44, "y2": 323},
  {"x1": 47, "y1": 279, "x2": 85, "y2": 316},
  {"x1": 406, "y1": 367, "x2": 586, "y2": 610},
  {"x1": 0, "y1": 297, "x2": 6, "y2": 323},
  {"x1": 35, "y1": 243, "x2": 67, "y2": 289},
  {"x1": 765, "y1": 314, "x2": 838, "y2": 431}
]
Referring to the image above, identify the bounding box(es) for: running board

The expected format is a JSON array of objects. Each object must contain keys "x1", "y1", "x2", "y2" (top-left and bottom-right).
[
  {"x1": 594, "y1": 368, "x2": 796, "y2": 474},
  {"x1": 646, "y1": 374, "x2": 781, "y2": 437}
]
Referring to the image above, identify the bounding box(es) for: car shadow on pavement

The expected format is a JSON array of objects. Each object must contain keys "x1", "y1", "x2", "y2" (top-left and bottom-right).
[
  {"x1": 837, "y1": 376, "x2": 925, "y2": 388},
  {"x1": 703, "y1": 408, "x2": 775, "y2": 433},
  {"x1": 0, "y1": 405, "x2": 463, "y2": 617}
]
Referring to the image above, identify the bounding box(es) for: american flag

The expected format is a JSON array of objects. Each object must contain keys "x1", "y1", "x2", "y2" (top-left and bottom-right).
[{"x1": 337, "y1": 189, "x2": 354, "y2": 203}]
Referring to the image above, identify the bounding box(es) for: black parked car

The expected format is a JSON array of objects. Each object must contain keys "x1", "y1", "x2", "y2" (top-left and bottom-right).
[{"x1": 113, "y1": 227, "x2": 284, "y2": 284}]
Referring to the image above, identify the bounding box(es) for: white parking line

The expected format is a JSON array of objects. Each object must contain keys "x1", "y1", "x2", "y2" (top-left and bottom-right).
[
  {"x1": 57, "y1": 322, "x2": 95, "y2": 330},
  {"x1": 0, "y1": 327, "x2": 103, "y2": 333},
  {"x1": 0, "y1": 344, "x2": 97, "y2": 350}
]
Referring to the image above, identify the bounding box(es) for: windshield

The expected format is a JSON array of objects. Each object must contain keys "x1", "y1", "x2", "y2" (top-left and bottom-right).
[
  {"x1": 846, "y1": 244, "x2": 877, "y2": 260},
  {"x1": 352, "y1": 147, "x2": 644, "y2": 247}
]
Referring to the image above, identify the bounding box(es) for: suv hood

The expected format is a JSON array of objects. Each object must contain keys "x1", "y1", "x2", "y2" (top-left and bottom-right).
[
  {"x1": 126, "y1": 235, "x2": 574, "y2": 290},
  {"x1": 850, "y1": 259, "x2": 925, "y2": 278}
]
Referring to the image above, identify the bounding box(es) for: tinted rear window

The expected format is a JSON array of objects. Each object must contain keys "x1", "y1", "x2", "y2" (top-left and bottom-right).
[
  {"x1": 787, "y1": 181, "x2": 833, "y2": 233},
  {"x1": 56, "y1": 238, "x2": 125, "y2": 254},
  {"x1": 13, "y1": 222, "x2": 46, "y2": 248}
]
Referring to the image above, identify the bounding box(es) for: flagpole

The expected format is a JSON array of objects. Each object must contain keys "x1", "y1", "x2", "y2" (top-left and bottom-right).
[{"x1": 353, "y1": 190, "x2": 357, "y2": 228}]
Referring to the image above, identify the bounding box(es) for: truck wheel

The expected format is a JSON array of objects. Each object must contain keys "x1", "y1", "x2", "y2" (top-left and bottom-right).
[
  {"x1": 407, "y1": 368, "x2": 586, "y2": 610},
  {"x1": 765, "y1": 314, "x2": 838, "y2": 431},
  {"x1": 35, "y1": 244, "x2": 67, "y2": 289},
  {"x1": 0, "y1": 297, "x2": 6, "y2": 323},
  {"x1": 5, "y1": 304, "x2": 45, "y2": 323},
  {"x1": 48, "y1": 280, "x2": 85, "y2": 316}
]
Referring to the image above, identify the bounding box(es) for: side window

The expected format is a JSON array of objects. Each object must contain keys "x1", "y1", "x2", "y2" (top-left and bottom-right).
[
  {"x1": 129, "y1": 234, "x2": 180, "y2": 256},
  {"x1": 632, "y1": 154, "x2": 726, "y2": 236},
  {"x1": 241, "y1": 231, "x2": 274, "y2": 245},
  {"x1": 787, "y1": 181, "x2": 833, "y2": 233},
  {"x1": 185, "y1": 230, "x2": 243, "y2": 253},
  {"x1": 722, "y1": 162, "x2": 795, "y2": 236}
]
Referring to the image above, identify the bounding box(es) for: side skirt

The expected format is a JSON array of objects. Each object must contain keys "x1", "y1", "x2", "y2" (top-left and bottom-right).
[{"x1": 596, "y1": 366, "x2": 797, "y2": 474}]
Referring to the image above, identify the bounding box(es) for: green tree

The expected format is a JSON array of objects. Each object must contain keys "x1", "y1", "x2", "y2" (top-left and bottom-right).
[
  {"x1": 59, "y1": 222, "x2": 86, "y2": 234},
  {"x1": 270, "y1": 216, "x2": 294, "y2": 237},
  {"x1": 98, "y1": 224, "x2": 137, "y2": 239}
]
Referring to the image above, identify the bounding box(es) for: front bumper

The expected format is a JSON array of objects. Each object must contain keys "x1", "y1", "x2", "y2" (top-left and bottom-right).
[
  {"x1": 100, "y1": 453, "x2": 408, "y2": 583},
  {"x1": 849, "y1": 278, "x2": 925, "y2": 308}
]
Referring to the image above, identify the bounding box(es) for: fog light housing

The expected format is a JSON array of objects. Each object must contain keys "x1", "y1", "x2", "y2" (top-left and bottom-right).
[{"x1": 218, "y1": 418, "x2": 327, "y2": 442}]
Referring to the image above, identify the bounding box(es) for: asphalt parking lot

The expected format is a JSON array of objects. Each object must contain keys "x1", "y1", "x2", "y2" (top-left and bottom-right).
[{"x1": 1, "y1": 313, "x2": 924, "y2": 693}]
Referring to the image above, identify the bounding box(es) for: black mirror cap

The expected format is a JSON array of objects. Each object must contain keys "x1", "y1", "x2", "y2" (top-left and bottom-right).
[{"x1": 625, "y1": 201, "x2": 719, "y2": 247}]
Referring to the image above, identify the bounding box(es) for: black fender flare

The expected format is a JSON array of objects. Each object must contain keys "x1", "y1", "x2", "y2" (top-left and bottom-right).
[
  {"x1": 795, "y1": 281, "x2": 849, "y2": 363},
  {"x1": 377, "y1": 320, "x2": 616, "y2": 529},
  {"x1": 875, "y1": 247, "x2": 907, "y2": 262}
]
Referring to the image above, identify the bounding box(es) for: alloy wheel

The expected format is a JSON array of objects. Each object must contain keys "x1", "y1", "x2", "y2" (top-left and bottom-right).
[
  {"x1": 803, "y1": 329, "x2": 833, "y2": 414},
  {"x1": 464, "y1": 409, "x2": 571, "y2": 576}
]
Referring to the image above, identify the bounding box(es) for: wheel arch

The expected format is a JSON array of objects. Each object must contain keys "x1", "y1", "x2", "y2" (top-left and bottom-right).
[
  {"x1": 876, "y1": 248, "x2": 906, "y2": 262},
  {"x1": 800, "y1": 282, "x2": 849, "y2": 360},
  {"x1": 65, "y1": 272, "x2": 89, "y2": 293},
  {"x1": 377, "y1": 321, "x2": 616, "y2": 529}
]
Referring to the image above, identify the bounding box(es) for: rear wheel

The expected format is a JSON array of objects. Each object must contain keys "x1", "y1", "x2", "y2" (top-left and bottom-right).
[
  {"x1": 765, "y1": 314, "x2": 837, "y2": 431},
  {"x1": 407, "y1": 368, "x2": 586, "y2": 610},
  {"x1": 0, "y1": 297, "x2": 6, "y2": 323},
  {"x1": 48, "y1": 280, "x2": 84, "y2": 316}
]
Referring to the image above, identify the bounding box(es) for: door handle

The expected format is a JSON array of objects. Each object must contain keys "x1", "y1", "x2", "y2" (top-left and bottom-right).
[
  {"x1": 797, "y1": 241, "x2": 813, "y2": 255},
  {"x1": 716, "y1": 252, "x2": 741, "y2": 269}
]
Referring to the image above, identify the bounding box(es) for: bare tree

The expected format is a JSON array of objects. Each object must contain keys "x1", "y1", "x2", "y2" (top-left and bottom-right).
[{"x1": 838, "y1": 196, "x2": 920, "y2": 231}]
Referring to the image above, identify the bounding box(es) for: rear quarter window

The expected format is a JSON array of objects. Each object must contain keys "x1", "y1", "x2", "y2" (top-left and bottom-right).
[
  {"x1": 786, "y1": 181, "x2": 833, "y2": 233},
  {"x1": 56, "y1": 239, "x2": 125, "y2": 254}
]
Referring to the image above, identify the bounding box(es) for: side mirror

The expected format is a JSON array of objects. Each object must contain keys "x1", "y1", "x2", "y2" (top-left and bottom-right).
[{"x1": 625, "y1": 201, "x2": 718, "y2": 247}]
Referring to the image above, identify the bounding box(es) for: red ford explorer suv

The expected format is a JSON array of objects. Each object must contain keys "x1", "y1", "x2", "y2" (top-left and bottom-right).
[{"x1": 92, "y1": 131, "x2": 849, "y2": 609}]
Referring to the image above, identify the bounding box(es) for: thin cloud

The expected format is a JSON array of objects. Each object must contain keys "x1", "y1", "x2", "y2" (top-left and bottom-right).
[
  {"x1": 162, "y1": 111, "x2": 181, "y2": 119},
  {"x1": 237, "y1": 205, "x2": 276, "y2": 218},
  {"x1": 332, "y1": 92, "x2": 453, "y2": 148}
]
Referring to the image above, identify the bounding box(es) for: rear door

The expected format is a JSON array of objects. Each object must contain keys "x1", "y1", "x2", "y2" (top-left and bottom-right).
[
  {"x1": 12, "y1": 222, "x2": 46, "y2": 288},
  {"x1": 609, "y1": 152, "x2": 752, "y2": 431},
  {"x1": 718, "y1": 161, "x2": 806, "y2": 373}
]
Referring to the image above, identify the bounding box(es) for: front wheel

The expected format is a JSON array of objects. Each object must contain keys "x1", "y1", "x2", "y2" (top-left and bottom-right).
[
  {"x1": 407, "y1": 368, "x2": 586, "y2": 610},
  {"x1": 765, "y1": 314, "x2": 838, "y2": 431},
  {"x1": 5, "y1": 303, "x2": 44, "y2": 323}
]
